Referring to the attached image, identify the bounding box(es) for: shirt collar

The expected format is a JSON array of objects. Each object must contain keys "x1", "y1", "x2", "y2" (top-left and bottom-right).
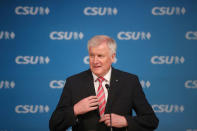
[{"x1": 92, "y1": 67, "x2": 112, "y2": 82}]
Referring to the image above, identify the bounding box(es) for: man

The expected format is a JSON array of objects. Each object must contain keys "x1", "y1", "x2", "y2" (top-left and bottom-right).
[{"x1": 49, "y1": 35, "x2": 159, "y2": 131}]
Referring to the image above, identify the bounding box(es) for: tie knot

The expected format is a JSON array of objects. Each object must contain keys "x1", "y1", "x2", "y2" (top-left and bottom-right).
[{"x1": 97, "y1": 77, "x2": 105, "y2": 83}]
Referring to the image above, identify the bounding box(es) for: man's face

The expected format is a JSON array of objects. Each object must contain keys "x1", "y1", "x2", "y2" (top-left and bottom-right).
[{"x1": 89, "y1": 42, "x2": 115, "y2": 77}]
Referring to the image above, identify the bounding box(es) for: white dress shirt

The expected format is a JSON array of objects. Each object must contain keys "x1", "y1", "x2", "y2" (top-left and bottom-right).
[{"x1": 92, "y1": 67, "x2": 111, "y2": 101}]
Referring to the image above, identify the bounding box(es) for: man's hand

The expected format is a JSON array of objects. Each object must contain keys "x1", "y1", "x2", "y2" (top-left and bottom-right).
[
  {"x1": 73, "y1": 96, "x2": 99, "y2": 116},
  {"x1": 99, "y1": 113, "x2": 128, "y2": 128}
]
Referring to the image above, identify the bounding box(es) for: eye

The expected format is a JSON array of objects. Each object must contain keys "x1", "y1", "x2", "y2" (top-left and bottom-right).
[
  {"x1": 89, "y1": 54, "x2": 94, "y2": 57},
  {"x1": 98, "y1": 55, "x2": 104, "y2": 58}
]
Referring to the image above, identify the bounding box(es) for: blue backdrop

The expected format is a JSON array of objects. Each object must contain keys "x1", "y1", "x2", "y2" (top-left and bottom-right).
[{"x1": 0, "y1": 0, "x2": 197, "y2": 131}]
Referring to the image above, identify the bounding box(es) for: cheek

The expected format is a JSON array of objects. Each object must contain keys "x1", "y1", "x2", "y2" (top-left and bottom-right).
[
  {"x1": 104, "y1": 59, "x2": 112, "y2": 66},
  {"x1": 89, "y1": 60, "x2": 92, "y2": 64},
  {"x1": 89, "y1": 58, "x2": 93, "y2": 64}
]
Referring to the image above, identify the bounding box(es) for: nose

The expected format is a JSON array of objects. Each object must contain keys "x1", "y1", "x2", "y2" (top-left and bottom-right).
[{"x1": 93, "y1": 56, "x2": 99, "y2": 64}]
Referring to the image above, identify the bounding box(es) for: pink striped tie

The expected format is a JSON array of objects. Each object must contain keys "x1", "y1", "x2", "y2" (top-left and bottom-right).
[{"x1": 97, "y1": 77, "x2": 106, "y2": 117}]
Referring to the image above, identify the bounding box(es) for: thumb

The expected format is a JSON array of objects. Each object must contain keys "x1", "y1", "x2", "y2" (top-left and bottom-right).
[{"x1": 99, "y1": 116, "x2": 105, "y2": 123}]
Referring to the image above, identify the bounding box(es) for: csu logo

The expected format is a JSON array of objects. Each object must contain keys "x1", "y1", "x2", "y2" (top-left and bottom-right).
[
  {"x1": 152, "y1": 104, "x2": 184, "y2": 113},
  {"x1": 84, "y1": 7, "x2": 118, "y2": 16},
  {"x1": 50, "y1": 80, "x2": 65, "y2": 89},
  {"x1": 140, "y1": 80, "x2": 151, "y2": 88},
  {"x1": 152, "y1": 7, "x2": 186, "y2": 15},
  {"x1": 117, "y1": 32, "x2": 151, "y2": 40},
  {"x1": 15, "y1": 6, "x2": 50, "y2": 15},
  {"x1": 0, "y1": 80, "x2": 15, "y2": 89},
  {"x1": 84, "y1": 56, "x2": 89, "y2": 64},
  {"x1": 15, "y1": 56, "x2": 50, "y2": 64},
  {"x1": 15, "y1": 105, "x2": 49, "y2": 114},
  {"x1": 50, "y1": 32, "x2": 84, "y2": 40},
  {"x1": 185, "y1": 31, "x2": 197, "y2": 40},
  {"x1": 0, "y1": 31, "x2": 15, "y2": 40},
  {"x1": 185, "y1": 80, "x2": 197, "y2": 89},
  {"x1": 151, "y1": 56, "x2": 185, "y2": 64},
  {"x1": 83, "y1": 56, "x2": 117, "y2": 64}
]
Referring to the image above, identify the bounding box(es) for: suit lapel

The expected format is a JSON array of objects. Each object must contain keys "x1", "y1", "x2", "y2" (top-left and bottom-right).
[
  {"x1": 84, "y1": 69, "x2": 101, "y2": 117},
  {"x1": 105, "y1": 68, "x2": 120, "y2": 114},
  {"x1": 85, "y1": 69, "x2": 96, "y2": 96}
]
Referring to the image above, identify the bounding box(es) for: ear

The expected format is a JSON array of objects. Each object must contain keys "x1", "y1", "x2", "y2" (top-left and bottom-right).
[{"x1": 111, "y1": 53, "x2": 116, "y2": 63}]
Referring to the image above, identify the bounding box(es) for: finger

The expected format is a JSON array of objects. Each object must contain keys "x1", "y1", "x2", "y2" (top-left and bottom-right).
[
  {"x1": 89, "y1": 102, "x2": 99, "y2": 107},
  {"x1": 89, "y1": 99, "x2": 99, "y2": 103},
  {"x1": 88, "y1": 106, "x2": 98, "y2": 111},
  {"x1": 104, "y1": 119, "x2": 110, "y2": 126},
  {"x1": 88, "y1": 96, "x2": 98, "y2": 100},
  {"x1": 99, "y1": 116, "x2": 105, "y2": 122},
  {"x1": 103, "y1": 114, "x2": 110, "y2": 119},
  {"x1": 89, "y1": 101, "x2": 98, "y2": 106}
]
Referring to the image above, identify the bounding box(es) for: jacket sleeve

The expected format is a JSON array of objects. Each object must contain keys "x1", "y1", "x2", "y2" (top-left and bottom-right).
[
  {"x1": 49, "y1": 78, "x2": 77, "y2": 131},
  {"x1": 125, "y1": 76, "x2": 159, "y2": 131}
]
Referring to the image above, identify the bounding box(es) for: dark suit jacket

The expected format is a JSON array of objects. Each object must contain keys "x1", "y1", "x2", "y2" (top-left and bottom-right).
[{"x1": 49, "y1": 68, "x2": 159, "y2": 131}]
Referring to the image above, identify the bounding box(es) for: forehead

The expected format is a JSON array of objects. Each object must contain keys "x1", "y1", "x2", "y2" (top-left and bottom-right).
[{"x1": 89, "y1": 42, "x2": 110, "y2": 53}]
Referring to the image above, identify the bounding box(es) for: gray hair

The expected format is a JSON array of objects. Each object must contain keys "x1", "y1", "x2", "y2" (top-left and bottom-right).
[{"x1": 87, "y1": 35, "x2": 117, "y2": 55}]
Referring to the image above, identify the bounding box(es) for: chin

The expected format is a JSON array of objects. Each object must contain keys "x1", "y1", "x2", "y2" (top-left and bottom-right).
[
  {"x1": 94, "y1": 72, "x2": 101, "y2": 76},
  {"x1": 92, "y1": 71, "x2": 102, "y2": 76}
]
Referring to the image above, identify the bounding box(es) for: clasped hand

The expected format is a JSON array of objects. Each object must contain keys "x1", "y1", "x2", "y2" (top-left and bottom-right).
[{"x1": 73, "y1": 96, "x2": 128, "y2": 128}]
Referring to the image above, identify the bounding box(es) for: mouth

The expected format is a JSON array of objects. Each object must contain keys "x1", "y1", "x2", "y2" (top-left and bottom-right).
[{"x1": 93, "y1": 65, "x2": 102, "y2": 69}]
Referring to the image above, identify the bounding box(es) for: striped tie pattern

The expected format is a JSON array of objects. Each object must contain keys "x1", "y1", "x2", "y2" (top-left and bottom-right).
[{"x1": 97, "y1": 77, "x2": 106, "y2": 117}]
